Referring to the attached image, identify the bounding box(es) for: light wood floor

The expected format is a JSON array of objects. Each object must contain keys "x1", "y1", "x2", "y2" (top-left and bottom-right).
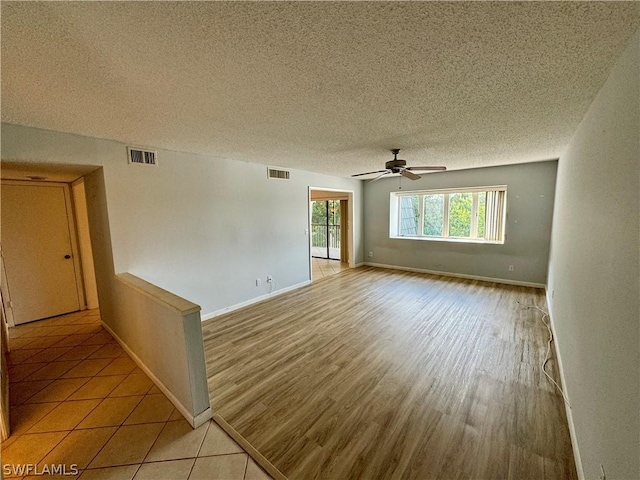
[
  {"x1": 312, "y1": 257, "x2": 350, "y2": 280},
  {"x1": 203, "y1": 267, "x2": 576, "y2": 479}
]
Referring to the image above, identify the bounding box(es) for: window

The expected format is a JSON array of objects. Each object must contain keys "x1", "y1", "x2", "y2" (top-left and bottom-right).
[{"x1": 390, "y1": 186, "x2": 506, "y2": 244}]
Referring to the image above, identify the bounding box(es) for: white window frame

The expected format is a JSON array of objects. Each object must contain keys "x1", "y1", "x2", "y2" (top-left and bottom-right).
[{"x1": 390, "y1": 186, "x2": 507, "y2": 244}]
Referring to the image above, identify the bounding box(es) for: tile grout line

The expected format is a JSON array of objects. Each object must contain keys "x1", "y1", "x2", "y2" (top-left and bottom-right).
[
  {"x1": 194, "y1": 420, "x2": 212, "y2": 458},
  {"x1": 75, "y1": 398, "x2": 147, "y2": 472},
  {"x1": 83, "y1": 379, "x2": 160, "y2": 470},
  {"x1": 4, "y1": 429, "x2": 74, "y2": 479},
  {"x1": 241, "y1": 453, "x2": 249, "y2": 480},
  {"x1": 139, "y1": 419, "x2": 172, "y2": 465},
  {"x1": 24, "y1": 395, "x2": 103, "y2": 436}
]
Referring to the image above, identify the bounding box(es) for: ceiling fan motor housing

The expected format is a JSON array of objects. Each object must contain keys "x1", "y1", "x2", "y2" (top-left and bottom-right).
[{"x1": 385, "y1": 158, "x2": 407, "y2": 172}]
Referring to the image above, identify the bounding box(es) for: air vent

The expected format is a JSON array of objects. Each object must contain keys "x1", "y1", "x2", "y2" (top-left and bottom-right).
[
  {"x1": 127, "y1": 147, "x2": 157, "y2": 166},
  {"x1": 267, "y1": 167, "x2": 290, "y2": 180}
]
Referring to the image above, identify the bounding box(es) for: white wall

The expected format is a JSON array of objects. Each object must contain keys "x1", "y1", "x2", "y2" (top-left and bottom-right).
[
  {"x1": 1, "y1": 124, "x2": 364, "y2": 317},
  {"x1": 363, "y1": 160, "x2": 558, "y2": 285},
  {"x1": 70, "y1": 172, "x2": 210, "y2": 426},
  {"x1": 547, "y1": 30, "x2": 639, "y2": 479},
  {"x1": 110, "y1": 273, "x2": 211, "y2": 427}
]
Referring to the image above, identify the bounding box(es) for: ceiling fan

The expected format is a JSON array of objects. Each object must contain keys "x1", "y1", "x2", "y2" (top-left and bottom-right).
[{"x1": 352, "y1": 149, "x2": 446, "y2": 181}]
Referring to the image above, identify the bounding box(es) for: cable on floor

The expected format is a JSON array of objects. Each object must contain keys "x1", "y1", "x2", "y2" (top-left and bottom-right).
[{"x1": 517, "y1": 301, "x2": 571, "y2": 408}]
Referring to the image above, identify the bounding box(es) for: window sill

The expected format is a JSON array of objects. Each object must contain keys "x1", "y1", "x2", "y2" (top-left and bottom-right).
[{"x1": 390, "y1": 235, "x2": 504, "y2": 245}]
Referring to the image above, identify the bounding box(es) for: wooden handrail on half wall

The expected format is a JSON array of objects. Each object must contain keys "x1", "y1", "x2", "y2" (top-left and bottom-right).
[{"x1": 104, "y1": 273, "x2": 212, "y2": 428}]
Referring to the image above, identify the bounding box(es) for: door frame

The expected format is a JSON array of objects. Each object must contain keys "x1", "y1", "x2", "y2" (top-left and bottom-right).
[
  {"x1": 0, "y1": 253, "x2": 15, "y2": 327},
  {"x1": 0, "y1": 180, "x2": 86, "y2": 326},
  {"x1": 1, "y1": 302, "x2": 9, "y2": 441},
  {"x1": 308, "y1": 187, "x2": 355, "y2": 280}
]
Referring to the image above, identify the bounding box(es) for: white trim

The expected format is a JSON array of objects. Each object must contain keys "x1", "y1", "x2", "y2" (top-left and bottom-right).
[
  {"x1": 116, "y1": 273, "x2": 200, "y2": 316},
  {"x1": 364, "y1": 262, "x2": 545, "y2": 288},
  {"x1": 545, "y1": 288, "x2": 584, "y2": 480},
  {"x1": 443, "y1": 193, "x2": 450, "y2": 238},
  {"x1": 394, "y1": 185, "x2": 507, "y2": 195},
  {"x1": 308, "y1": 187, "x2": 356, "y2": 280},
  {"x1": 389, "y1": 235, "x2": 503, "y2": 245},
  {"x1": 308, "y1": 186, "x2": 356, "y2": 193},
  {"x1": 470, "y1": 192, "x2": 479, "y2": 238},
  {"x1": 201, "y1": 280, "x2": 312, "y2": 322},
  {"x1": 61, "y1": 182, "x2": 87, "y2": 310},
  {"x1": 71, "y1": 178, "x2": 99, "y2": 310},
  {"x1": 100, "y1": 320, "x2": 212, "y2": 428},
  {"x1": 192, "y1": 407, "x2": 214, "y2": 429},
  {"x1": 0, "y1": 254, "x2": 15, "y2": 328},
  {"x1": 354, "y1": 262, "x2": 366, "y2": 268}
]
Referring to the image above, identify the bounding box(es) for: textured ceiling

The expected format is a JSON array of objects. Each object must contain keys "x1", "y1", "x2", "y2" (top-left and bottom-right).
[{"x1": 2, "y1": 2, "x2": 639, "y2": 177}]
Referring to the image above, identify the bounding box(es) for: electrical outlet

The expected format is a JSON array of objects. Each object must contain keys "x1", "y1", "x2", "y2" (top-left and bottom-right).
[
  {"x1": 256, "y1": 278, "x2": 262, "y2": 286},
  {"x1": 267, "y1": 275, "x2": 273, "y2": 283},
  {"x1": 368, "y1": 251, "x2": 374, "y2": 258},
  {"x1": 508, "y1": 265, "x2": 515, "y2": 272}
]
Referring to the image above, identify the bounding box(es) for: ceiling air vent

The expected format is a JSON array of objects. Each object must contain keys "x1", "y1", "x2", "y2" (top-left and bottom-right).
[
  {"x1": 267, "y1": 167, "x2": 290, "y2": 180},
  {"x1": 127, "y1": 147, "x2": 157, "y2": 166}
]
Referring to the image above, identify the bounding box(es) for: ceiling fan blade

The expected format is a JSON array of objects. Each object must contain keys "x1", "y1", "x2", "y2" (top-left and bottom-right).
[
  {"x1": 368, "y1": 171, "x2": 391, "y2": 183},
  {"x1": 405, "y1": 166, "x2": 447, "y2": 171},
  {"x1": 400, "y1": 170, "x2": 421, "y2": 180},
  {"x1": 351, "y1": 169, "x2": 389, "y2": 177}
]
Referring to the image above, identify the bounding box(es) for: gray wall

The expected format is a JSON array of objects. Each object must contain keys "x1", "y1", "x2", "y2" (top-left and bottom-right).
[
  {"x1": 1, "y1": 124, "x2": 364, "y2": 317},
  {"x1": 363, "y1": 161, "x2": 557, "y2": 285},
  {"x1": 547, "y1": 30, "x2": 639, "y2": 479}
]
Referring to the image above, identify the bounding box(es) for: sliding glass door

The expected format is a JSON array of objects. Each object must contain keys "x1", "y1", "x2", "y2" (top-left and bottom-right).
[{"x1": 311, "y1": 200, "x2": 341, "y2": 260}]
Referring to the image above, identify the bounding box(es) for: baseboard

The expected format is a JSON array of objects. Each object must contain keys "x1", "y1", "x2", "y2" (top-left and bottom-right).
[
  {"x1": 213, "y1": 413, "x2": 286, "y2": 480},
  {"x1": 100, "y1": 321, "x2": 212, "y2": 428},
  {"x1": 545, "y1": 289, "x2": 584, "y2": 480},
  {"x1": 363, "y1": 262, "x2": 546, "y2": 288},
  {"x1": 191, "y1": 407, "x2": 214, "y2": 429},
  {"x1": 201, "y1": 280, "x2": 312, "y2": 322}
]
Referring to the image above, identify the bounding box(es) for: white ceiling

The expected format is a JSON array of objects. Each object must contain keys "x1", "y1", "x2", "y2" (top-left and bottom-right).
[{"x1": 2, "y1": 2, "x2": 639, "y2": 177}]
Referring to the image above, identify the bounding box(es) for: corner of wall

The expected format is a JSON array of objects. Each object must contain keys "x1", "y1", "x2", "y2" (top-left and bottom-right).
[{"x1": 544, "y1": 287, "x2": 584, "y2": 480}]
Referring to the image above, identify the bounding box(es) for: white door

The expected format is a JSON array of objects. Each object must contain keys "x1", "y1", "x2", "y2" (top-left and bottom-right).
[{"x1": 1, "y1": 183, "x2": 81, "y2": 325}]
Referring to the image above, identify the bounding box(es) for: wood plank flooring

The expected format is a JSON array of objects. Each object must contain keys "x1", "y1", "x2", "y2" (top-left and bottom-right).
[
  {"x1": 312, "y1": 258, "x2": 350, "y2": 280},
  {"x1": 202, "y1": 267, "x2": 577, "y2": 479}
]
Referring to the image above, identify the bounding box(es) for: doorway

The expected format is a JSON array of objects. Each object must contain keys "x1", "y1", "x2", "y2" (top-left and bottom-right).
[
  {"x1": 0, "y1": 166, "x2": 100, "y2": 327},
  {"x1": 1, "y1": 181, "x2": 84, "y2": 325},
  {"x1": 308, "y1": 188, "x2": 354, "y2": 281}
]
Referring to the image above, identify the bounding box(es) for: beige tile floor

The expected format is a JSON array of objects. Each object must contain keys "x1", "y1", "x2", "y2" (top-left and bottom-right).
[
  {"x1": 311, "y1": 257, "x2": 349, "y2": 280},
  {"x1": 2, "y1": 309, "x2": 272, "y2": 480}
]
